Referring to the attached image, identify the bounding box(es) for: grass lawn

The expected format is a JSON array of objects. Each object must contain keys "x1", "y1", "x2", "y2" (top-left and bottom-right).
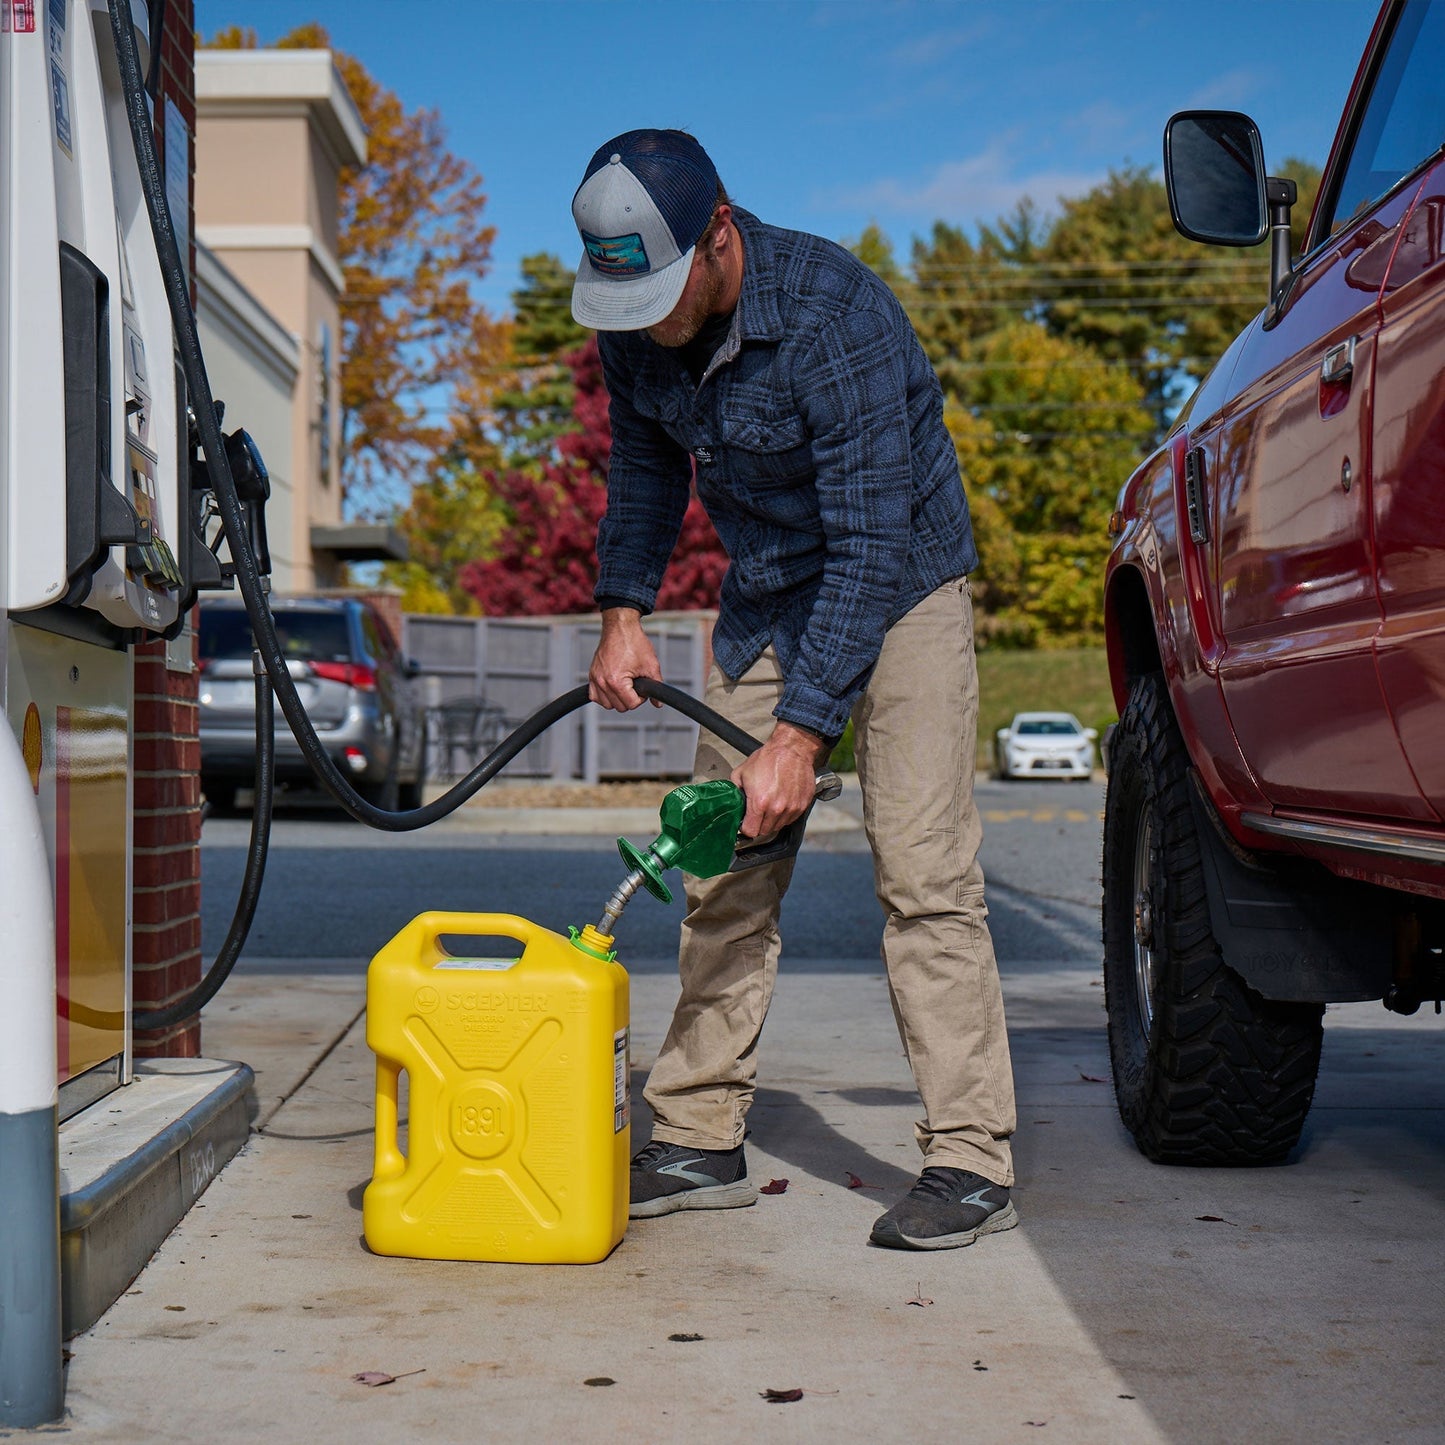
[
  {"x1": 828, "y1": 644, "x2": 1117, "y2": 773},
  {"x1": 976, "y1": 645, "x2": 1118, "y2": 768}
]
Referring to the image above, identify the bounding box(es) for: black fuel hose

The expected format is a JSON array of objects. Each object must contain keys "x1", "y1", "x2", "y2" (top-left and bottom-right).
[
  {"x1": 109, "y1": 1, "x2": 821, "y2": 1026},
  {"x1": 133, "y1": 663, "x2": 275, "y2": 1032}
]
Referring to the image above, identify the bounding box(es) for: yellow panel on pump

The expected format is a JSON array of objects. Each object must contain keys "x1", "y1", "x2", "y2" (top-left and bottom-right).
[{"x1": 363, "y1": 912, "x2": 629, "y2": 1264}]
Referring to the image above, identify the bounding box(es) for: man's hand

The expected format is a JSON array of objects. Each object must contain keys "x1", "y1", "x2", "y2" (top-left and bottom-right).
[
  {"x1": 589, "y1": 607, "x2": 663, "y2": 711},
  {"x1": 733, "y1": 722, "x2": 831, "y2": 839}
]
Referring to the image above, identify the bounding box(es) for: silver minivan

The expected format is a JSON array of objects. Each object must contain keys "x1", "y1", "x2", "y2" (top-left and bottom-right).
[{"x1": 198, "y1": 596, "x2": 426, "y2": 813}]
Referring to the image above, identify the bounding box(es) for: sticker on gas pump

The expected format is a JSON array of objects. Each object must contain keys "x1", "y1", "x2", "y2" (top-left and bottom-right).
[
  {"x1": 9, "y1": 1, "x2": 37, "y2": 35},
  {"x1": 613, "y1": 1029, "x2": 629, "y2": 1133},
  {"x1": 49, "y1": 59, "x2": 71, "y2": 154}
]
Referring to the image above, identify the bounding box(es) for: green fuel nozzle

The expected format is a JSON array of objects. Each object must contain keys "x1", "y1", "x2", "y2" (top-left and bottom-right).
[{"x1": 595, "y1": 779, "x2": 745, "y2": 934}]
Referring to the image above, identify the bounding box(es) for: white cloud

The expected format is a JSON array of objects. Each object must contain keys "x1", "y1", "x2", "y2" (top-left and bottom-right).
[
  {"x1": 887, "y1": 21, "x2": 993, "y2": 68},
  {"x1": 817, "y1": 140, "x2": 1106, "y2": 225},
  {"x1": 1184, "y1": 66, "x2": 1267, "y2": 112}
]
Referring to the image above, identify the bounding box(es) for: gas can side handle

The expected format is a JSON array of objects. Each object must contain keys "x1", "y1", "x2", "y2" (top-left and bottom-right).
[{"x1": 372, "y1": 1059, "x2": 406, "y2": 1183}]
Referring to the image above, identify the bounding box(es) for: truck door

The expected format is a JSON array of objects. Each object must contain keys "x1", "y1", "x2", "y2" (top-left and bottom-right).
[
  {"x1": 1373, "y1": 157, "x2": 1445, "y2": 814},
  {"x1": 1212, "y1": 1, "x2": 1443, "y2": 823}
]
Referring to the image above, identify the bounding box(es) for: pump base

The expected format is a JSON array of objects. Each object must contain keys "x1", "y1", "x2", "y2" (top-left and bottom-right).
[{"x1": 59, "y1": 1058, "x2": 252, "y2": 1337}]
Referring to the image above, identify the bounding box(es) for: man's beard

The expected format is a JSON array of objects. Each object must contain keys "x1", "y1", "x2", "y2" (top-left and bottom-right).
[{"x1": 646, "y1": 248, "x2": 726, "y2": 348}]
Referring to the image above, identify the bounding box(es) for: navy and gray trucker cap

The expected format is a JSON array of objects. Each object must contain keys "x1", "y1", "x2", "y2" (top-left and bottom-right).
[{"x1": 570, "y1": 129, "x2": 719, "y2": 330}]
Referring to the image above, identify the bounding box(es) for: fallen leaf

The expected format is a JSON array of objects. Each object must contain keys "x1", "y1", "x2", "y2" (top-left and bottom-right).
[
  {"x1": 760, "y1": 1178, "x2": 789, "y2": 1195},
  {"x1": 761, "y1": 1387, "x2": 804, "y2": 1403},
  {"x1": 668, "y1": 1333, "x2": 704, "y2": 1342},
  {"x1": 353, "y1": 1369, "x2": 425, "y2": 1387},
  {"x1": 1078, "y1": 1073, "x2": 1109, "y2": 1084},
  {"x1": 845, "y1": 1171, "x2": 884, "y2": 1191},
  {"x1": 584, "y1": 1377, "x2": 615, "y2": 1387},
  {"x1": 1195, "y1": 1215, "x2": 1238, "y2": 1226},
  {"x1": 164, "y1": 1305, "x2": 185, "y2": 1313},
  {"x1": 907, "y1": 1284, "x2": 934, "y2": 1308}
]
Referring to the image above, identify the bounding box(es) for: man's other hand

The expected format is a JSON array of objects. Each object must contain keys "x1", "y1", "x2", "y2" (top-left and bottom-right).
[
  {"x1": 590, "y1": 607, "x2": 663, "y2": 711},
  {"x1": 734, "y1": 722, "x2": 830, "y2": 838}
]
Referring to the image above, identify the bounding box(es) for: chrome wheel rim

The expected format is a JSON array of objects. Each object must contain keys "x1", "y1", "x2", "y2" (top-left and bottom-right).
[{"x1": 1132, "y1": 808, "x2": 1157, "y2": 1034}]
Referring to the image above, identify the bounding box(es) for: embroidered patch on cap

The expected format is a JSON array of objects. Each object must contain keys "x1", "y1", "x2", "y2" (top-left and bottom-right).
[{"x1": 584, "y1": 231, "x2": 650, "y2": 276}]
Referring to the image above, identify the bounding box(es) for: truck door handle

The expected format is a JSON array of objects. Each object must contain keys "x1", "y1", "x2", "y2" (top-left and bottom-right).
[{"x1": 1321, "y1": 336, "x2": 1356, "y2": 385}]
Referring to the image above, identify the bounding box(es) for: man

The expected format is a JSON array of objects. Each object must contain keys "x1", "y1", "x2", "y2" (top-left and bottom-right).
[{"x1": 571, "y1": 129, "x2": 1017, "y2": 1251}]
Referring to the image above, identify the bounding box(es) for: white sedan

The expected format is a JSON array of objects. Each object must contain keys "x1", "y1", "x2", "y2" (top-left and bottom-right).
[{"x1": 994, "y1": 712, "x2": 1097, "y2": 780}]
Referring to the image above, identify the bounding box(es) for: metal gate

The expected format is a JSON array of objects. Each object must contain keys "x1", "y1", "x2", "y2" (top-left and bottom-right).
[{"x1": 402, "y1": 611, "x2": 712, "y2": 782}]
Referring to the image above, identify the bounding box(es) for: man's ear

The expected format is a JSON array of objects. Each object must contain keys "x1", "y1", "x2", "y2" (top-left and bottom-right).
[{"x1": 709, "y1": 203, "x2": 734, "y2": 254}]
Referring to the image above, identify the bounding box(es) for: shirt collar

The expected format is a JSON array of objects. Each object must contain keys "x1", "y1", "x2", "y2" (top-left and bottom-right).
[{"x1": 730, "y1": 207, "x2": 784, "y2": 344}]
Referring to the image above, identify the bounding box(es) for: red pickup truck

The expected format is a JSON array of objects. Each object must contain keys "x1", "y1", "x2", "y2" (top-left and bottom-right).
[{"x1": 1102, "y1": 0, "x2": 1445, "y2": 1165}]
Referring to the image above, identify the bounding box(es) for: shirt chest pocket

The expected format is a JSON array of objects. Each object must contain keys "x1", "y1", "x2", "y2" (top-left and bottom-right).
[{"x1": 718, "y1": 410, "x2": 811, "y2": 487}]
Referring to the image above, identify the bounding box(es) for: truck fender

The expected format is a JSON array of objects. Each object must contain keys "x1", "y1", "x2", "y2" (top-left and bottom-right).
[{"x1": 1185, "y1": 771, "x2": 1393, "y2": 1003}]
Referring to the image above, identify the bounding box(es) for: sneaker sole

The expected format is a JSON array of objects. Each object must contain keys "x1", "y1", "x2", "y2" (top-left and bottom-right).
[
  {"x1": 868, "y1": 1200, "x2": 1020, "y2": 1251},
  {"x1": 629, "y1": 1178, "x2": 759, "y2": 1219}
]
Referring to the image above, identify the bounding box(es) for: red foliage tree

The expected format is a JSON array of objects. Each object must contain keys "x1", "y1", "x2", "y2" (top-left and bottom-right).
[{"x1": 459, "y1": 339, "x2": 728, "y2": 615}]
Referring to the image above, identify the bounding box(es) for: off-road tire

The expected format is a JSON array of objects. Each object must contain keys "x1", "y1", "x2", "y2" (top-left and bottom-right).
[{"x1": 1101, "y1": 673, "x2": 1324, "y2": 1165}]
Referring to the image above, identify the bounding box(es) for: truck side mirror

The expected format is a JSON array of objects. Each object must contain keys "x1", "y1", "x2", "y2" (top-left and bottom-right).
[{"x1": 1163, "y1": 111, "x2": 1268, "y2": 247}]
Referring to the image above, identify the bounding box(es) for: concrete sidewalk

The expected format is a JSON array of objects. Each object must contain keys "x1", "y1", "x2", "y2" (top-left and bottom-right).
[{"x1": 49, "y1": 948, "x2": 1445, "y2": 1443}]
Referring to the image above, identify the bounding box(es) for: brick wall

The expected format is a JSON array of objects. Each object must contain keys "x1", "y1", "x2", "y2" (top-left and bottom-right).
[{"x1": 133, "y1": 0, "x2": 199, "y2": 1058}]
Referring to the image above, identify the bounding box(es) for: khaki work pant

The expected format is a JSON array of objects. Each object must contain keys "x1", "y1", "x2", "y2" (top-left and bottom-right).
[{"x1": 644, "y1": 578, "x2": 1017, "y2": 1186}]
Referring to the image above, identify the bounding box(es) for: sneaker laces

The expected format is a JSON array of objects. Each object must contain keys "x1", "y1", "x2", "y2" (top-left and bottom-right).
[
  {"x1": 632, "y1": 1140, "x2": 677, "y2": 1169},
  {"x1": 909, "y1": 1168, "x2": 980, "y2": 1203}
]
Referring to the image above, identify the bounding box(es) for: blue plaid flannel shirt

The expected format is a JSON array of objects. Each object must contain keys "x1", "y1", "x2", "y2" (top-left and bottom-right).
[{"x1": 595, "y1": 207, "x2": 978, "y2": 740}]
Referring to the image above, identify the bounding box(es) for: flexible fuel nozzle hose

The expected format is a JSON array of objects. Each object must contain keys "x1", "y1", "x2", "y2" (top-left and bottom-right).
[{"x1": 133, "y1": 655, "x2": 273, "y2": 1032}]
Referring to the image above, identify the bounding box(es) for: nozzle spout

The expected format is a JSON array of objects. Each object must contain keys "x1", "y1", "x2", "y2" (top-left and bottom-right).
[{"x1": 597, "y1": 866, "x2": 649, "y2": 935}]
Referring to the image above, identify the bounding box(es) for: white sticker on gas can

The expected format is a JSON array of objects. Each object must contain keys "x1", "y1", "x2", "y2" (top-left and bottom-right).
[
  {"x1": 434, "y1": 958, "x2": 519, "y2": 971},
  {"x1": 613, "y1": 1028, "x2": 629, "y2": 1133}
]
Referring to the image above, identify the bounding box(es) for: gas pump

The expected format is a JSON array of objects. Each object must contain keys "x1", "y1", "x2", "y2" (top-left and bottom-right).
[
  {"x1": 0, "y1": 0, "x2": 207, "y2": 1424},
  {"x1": 2, "y1": 0, "x2": 194, "y2": 1122}
]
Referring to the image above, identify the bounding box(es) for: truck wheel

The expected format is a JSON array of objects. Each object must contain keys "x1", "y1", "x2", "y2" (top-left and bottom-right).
[{"x1": 1101, "y1": 673, "x2": 1324, "y2": 1165}]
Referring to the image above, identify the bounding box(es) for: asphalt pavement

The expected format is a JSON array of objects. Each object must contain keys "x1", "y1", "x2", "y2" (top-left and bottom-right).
[{"x1": 39, "y1": 778, "x2": 1445, "y2": 1443}]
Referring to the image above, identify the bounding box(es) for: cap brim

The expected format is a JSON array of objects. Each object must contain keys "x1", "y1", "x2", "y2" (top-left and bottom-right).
[{"x1": 571, "y1": 245, "x2": 695, "y2": 331}]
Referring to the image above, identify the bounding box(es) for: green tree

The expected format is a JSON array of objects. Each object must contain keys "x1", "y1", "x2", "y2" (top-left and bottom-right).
[
  {"x1": 492, "y1": 252, "x2": 590, "y2": 465},
  {"x1": 948, "y1": 321, "x2": 1153, "y2": 647},
  {"x1": 906, "y1": 221, "x2": 1020, "y2": 398},
  {"x1": 1039, "y1": 161, "x2": 1321, "y2": 415},
  {"x1": 385, "y1": 450, "x2": 507, "y2": 614},
  {"x1": 847, "y1": 222, "x2": 908, "y2": 293}
]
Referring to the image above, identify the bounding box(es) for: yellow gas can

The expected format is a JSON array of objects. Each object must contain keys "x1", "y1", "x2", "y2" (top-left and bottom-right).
[{"x1": 363, "y1": 912, "x2": 629, "y2": 1264}]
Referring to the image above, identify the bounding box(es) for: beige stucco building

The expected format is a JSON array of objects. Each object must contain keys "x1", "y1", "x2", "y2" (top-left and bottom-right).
[{"x1": 194, "y1": 49, "x2": 404, "y2": 591}]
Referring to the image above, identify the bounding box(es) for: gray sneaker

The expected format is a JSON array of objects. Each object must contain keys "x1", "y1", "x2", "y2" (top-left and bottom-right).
[
  {"x1": 870, "y1": 1167, "x2": 1018, "y2": 1250},
  {"x1": 629, "y1": 1139, "x2": 758, "y2": 1218}
]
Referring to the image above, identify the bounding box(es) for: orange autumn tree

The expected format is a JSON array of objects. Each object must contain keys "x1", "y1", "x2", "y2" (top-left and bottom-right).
[{"x1": 201, "y1": 25, "x2": 508, "y2": 517}]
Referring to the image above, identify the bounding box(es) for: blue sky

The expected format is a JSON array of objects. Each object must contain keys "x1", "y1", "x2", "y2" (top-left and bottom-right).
[{"x1": 194, "y1": 0, "x2": 1381, "y2": 317}]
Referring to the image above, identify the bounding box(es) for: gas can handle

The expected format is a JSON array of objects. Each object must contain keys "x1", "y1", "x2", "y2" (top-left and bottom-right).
[{"x1": 410, "y1": 911, "x2": 544, "y2": 961}]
